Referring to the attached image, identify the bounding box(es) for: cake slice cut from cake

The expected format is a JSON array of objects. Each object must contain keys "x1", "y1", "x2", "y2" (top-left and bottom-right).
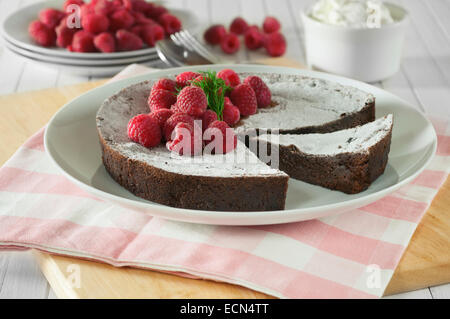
[{"x1": 254, "y1": 115, "x2": 393, "y2": 194}]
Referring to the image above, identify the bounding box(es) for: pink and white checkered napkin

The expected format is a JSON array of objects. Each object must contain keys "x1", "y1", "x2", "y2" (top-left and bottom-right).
[{"x1": 0, "y1": 65, "x2": 449, "y2": 298}]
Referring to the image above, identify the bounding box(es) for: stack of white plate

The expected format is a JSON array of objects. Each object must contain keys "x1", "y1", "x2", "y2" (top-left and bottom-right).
[{"x1": 1, "y1": 0, "x2": 195, "y2": 76}]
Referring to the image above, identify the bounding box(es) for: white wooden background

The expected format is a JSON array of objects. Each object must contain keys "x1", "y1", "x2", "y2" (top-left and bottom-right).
[{"x1": 0, "y1": 0, "x2": 449, "y2": 299}]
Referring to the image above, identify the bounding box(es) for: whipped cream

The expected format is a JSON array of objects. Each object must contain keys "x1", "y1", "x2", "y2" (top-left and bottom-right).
[{"x1": 309, "y1": 0, "x2": 394, "y2": 28}]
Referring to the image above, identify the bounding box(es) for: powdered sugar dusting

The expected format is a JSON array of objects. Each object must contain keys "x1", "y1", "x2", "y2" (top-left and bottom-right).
[{"x1": 258, "y1": 114, "x2": 393, "y2": 155}]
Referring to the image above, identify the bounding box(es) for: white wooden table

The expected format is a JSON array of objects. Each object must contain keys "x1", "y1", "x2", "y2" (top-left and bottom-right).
[{"x1": 0, "y1": 0, "x2": 449, "y2": 299}]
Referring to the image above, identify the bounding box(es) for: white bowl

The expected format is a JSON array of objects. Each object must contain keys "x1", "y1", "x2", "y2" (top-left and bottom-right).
[{"x1": 301, "y1": 3, "x2": 409, "y2": 82}]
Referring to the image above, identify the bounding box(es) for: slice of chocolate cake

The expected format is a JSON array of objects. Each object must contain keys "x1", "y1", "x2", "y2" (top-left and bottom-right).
[{"x1": 254, "y1": 115, "x2": 393, "y2": 194}]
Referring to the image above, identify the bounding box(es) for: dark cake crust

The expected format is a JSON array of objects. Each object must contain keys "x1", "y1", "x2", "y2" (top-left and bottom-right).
[
  {"x1": 256, "y1": 127, "x2": 392, "y2": 194},
  {"x1": 100, "y1": 135, "x2": 289, "y2": 211}
]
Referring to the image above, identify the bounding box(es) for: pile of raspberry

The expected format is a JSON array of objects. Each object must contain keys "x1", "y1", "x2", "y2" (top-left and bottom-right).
[
  {"x1": 127, "y1": 68, "x2": 272, "y2": 156},
  {"x1": 203, "y1": 16, "x2": 286, "y2": 57},
  {"x1": 28, "y1": 0, "x2": 182, "y2": 53}
]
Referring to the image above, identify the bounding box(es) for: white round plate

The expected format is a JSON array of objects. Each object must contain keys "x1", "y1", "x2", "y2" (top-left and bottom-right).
[
  {"x1": 7, "y1": 44, "x2": 161, "y2": 77},
  {"x1": 5, "y1": 39, "x2": 158, "y2": 66},
  {"x1": 44, "y1": 65, "x2": 437, "y2": 226},
  {"x1": 2, "y1": 0, "x2": 195, "y2": 60}
]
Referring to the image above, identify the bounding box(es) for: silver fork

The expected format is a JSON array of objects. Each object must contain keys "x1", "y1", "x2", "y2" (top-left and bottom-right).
[{"x1": 156, "y1": 29, "x2": 222, "y2": 67}]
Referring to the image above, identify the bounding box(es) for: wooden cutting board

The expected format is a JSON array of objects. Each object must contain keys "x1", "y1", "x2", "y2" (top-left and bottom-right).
[{"x1": 0, "y1": 58, "x2": 449, "y2": 298}]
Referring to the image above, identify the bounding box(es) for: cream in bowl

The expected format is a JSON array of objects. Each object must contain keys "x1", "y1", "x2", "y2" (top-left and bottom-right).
[{"x1": 301, "y1": 0, "x2": 409, "y2": 82}]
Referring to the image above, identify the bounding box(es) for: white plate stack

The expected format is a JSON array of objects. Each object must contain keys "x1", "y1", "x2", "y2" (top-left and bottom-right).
[{"x1": 1, "y1": 1, "x2": 195, "y2": 77}]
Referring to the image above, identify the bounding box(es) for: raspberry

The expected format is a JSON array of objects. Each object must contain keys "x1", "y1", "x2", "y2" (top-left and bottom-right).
[
  {"x1": 264, "y1": 32, "x2": 286, "y2": 57},
  {"x1": 63, "y1": 0, "x2": 84, "y2": 12},
  {"x1": 222, "y1": 97, "x2": 240, "y2": 126},
  {"x1": 55, "y1": 18, "x2": 76, "y2": 48},
  {"x1": 146, "y1": 5, "x2": 168, "y2": 20},
  {"x1": 94, "y1": 32, "x2": 116, "y2": 52},
  {"x1": 244, "y1": 27, "x2": 264, "y2": 50},
  {"x1": 243, "y1": 76, "x2": 271, "y2": 108},
  {"x1": 204, "y1": 121, "x2": 237, "y2": 154},
  {"x1": 163, "y1": 112, "x2": 195, "y2": 141},
  {"x1": 176, "y1": 72, "x2": 200, "y2": 88},
  {"x1": 116, "y1": 29, "x2": 143, "y2": 51},
  {"x1": 201, "y1": 110, "x2": 218, "y2": 130},
  {"x1": 109, "y1": 9, "x2": 135, "y2": 31},
  {"x1": 128, "y1": 0, "x2": 152, "y2": 12},
  {"x1": 127, "y1": 114, "x2": 162, "y2": 148},
  {"x1": 176, "y1": 86, "x2": 208, "y2": 118},
  {"x1": 29, "y1": 20, "x2": 56, "y2": 47},
  {"x1": 148, "y1": 89, "x2": 177, "y2": 112},
  {"x1": 230, "y1": 84, "x2": 257, "y2": 116},
  {"x1": 166, "y1": 122, "x2": 203, "y2": 156},
  {"x1": 203, "y1": 25, "x2": 226, "y2": 45},
  {"x1": 158, "y1": 13, "x2": 181, "y2": 35},
  {"x1": 230, "y1": 17, "x2": 248, "y2": 35},
  {"x1": 263, "y1": 16, "x2": 281, "y2": 33},
  {"x1": 220, "y1": 33, "x2": 240, "y2": 54},
  {"x1": 39, "y1": 8, "x2": 65, "y2": 29},
  {"x1": 149, "y1": 108, "x2": 174, "y2": 129},
  {"x1": 93, "y1": 0, "x2": 117, "y2": 15},
  {"x1": 139, "y1": 24, "x2": 165, "y2": 47},
  {"x1": 217, "y1": 69, "x2": 240, "y2": 88},
  {"x1": 132, "y1": 11, "x2": 154, "y2": 25},
  {"x1": 170, "y1": 103, "x2": 179, "y2": 112},
  {"x1": 71, "y1": 30, "x2": 96, "y2": 52},
  {"x1": 151, "y1": 78, "x2": 177, "y2": 93},
  {"x1": 81, "y1": 13, "x2": 109, "y2": 34}
]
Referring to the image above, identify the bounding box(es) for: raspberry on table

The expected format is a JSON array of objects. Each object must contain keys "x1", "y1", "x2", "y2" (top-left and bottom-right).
[
  {"x1": 244, "y1": 27, "x2": 265, "y2": 50},
  {"x1": 230, "y1": 17, "x2": 248, "y2": 35},
  {"x1": 149, "y1": 108, "x2": 174, "y2": 129},
  {"x1": 263, "y1": 16, "x2": 281, "y2": 33},
  {"x1": 201, "y1": 110, "x2": 218, "y2": 131},
  {"x1": 264, "y1": 32, "x2": 286, "y2": 57},
  {"x1": 163, "y1": 112, "x2": 195, "y2": 141},
  {"x1": 72, "y1": 30, "x2": 96, "y2": 52},
  {"x1": 158, "y1": 13, "x2": 181, "y2": 35},
  {"x1": 94, "y1": 32, "x2": 116, "y2": 53},
  {"x1": 222, "y1": 97, "x2": 241, "y2": 126},
  {"x1": 81, "y1": 13, "x2": 109, "y2": 34},
  {"x1": 220, "y1": 33, "x2": 240, "y2": 54},
  {"x1": 217, "y1": 69, "x2": 241, "y2": 88},
  {"x1": 243, "y1": 76, "x2": 272, "y2": 108},
  {"x1": 203, "y1": 120, "x2": 237, "y2": 154},
  {"x1": 176, "y1": 72, "x2": 201, "y2": 88},
  {"x1": 127, "y1": 114, "x2": 162, "y2": 148},
  {"x1": 152, "y1": 78, "x2": 177, "y2": 93},
  {"x1": 29, "y1": 20, "x2": 56, "y2": 47},
  {"x1": 230, "y1": 83, "x2": 258, "y2": 116},
  {"x1": 176, "y1": 86, "x2": 208, "y2": 118},
  {"x1": 166, "y1": 122, "x2": 203, "y2": 156},
  {"x1": 109, "y1": 9, "x2": 135, "y2": 31},
  {"x1": 116, "y1": 29, "x2": 143, "y2": 51},
  {"x1": 148, "y1": 89, "x2": 177, "y2": 112},
  {"x1": 203, "y1": 25, "x2": 227, "y2": 45},
  {"x1": 39, "y1": 8, "x2": 65, "y2": 29}
]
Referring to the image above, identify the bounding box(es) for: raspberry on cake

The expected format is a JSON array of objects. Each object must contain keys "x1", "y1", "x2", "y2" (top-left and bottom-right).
[
  {"x1": 166, "y1": 122, "x2": 203, "y2": 156},
  {"x1": 222, "y1": 97, "x2": 241, "y2": 126},
  {"x1": 204, "y1": 120, "x2": 237, "y2": 154},
  {"x1": 176, "y1": 72, "x2": 201, "y2": 88},
  {"x1": 217, "y1": 69, "x2": 241, "y2": 88},
  {"x1": 176, "y1": 86, "x2": 208, "y2": 118},
  {"x1": 230, "y1": 83, "x2": 258, "y2": 116},
  {"x1": 127, "y1": 114, "x2": 162, "y2": 148},
  {"x1": 163, "y1": 112, "x2": 195, "y2": 141},
  {"x1": 151, "y1": 78, "x2": 177, "y2": 93},
  {"x1": 243, "y1": 76, "x2": 272, "y2": 108},
  {"x1": 202, "y1": 110, "x2": 218, "y2": 131},
  {"x1": 149, "y1": 108, "x2": 174, "y2": 129},
  {"x1": 148, "y1": 89, "x2": 177, "y2": 112}
]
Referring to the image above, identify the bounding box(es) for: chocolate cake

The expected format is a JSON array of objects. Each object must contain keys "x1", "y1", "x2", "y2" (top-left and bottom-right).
[
  {"x1": 254, "y1": 115, "x2": 393, "y2": 194},
  {"x1": 96, "y1": 72, "x2": 381, "y2": 211}
]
